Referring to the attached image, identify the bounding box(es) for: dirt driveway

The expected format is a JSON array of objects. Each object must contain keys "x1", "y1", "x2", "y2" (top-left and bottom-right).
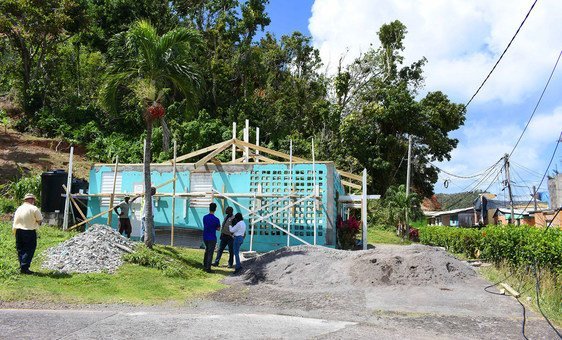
[{"x1": 0, "y1": 244, "x2": 559, "y2": 339}]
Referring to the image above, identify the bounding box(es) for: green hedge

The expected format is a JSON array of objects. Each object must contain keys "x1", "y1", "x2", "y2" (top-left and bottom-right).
[{"x1": 418, "y1": 226, "x2": 562, "y2": 274}]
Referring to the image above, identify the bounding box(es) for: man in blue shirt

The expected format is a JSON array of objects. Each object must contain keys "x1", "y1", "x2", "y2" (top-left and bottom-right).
[{"x1": 202, "y1": 202, "x2": 220, "y2": 273}]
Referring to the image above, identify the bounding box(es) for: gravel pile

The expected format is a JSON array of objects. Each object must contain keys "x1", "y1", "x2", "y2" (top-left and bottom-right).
[
  {"x1": 236, "y1": 244, "x2": 475, "y2": 288},
  {"x1": 42, "y1": 224, "x2": 136, "y2": 274}
]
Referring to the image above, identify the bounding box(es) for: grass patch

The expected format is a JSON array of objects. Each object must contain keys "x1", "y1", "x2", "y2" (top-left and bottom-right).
[
  {"x1": 0, "y1": 222, "x2": 228, "y2": 304},
  {"x1": 367, "y1": 225, "x2": 411, "y2": 245},
  {"x1": 479, "y1": 263, "x2": 562, "y2": 327}
]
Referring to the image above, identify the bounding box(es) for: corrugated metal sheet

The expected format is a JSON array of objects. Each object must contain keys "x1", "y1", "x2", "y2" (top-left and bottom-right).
[{"x1": 190, "y1": 172, "x2": 212, "y2": 208}]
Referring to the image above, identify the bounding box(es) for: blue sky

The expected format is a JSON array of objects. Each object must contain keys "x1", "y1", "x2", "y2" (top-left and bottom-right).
[{"x1": 263, "y1": 0, "x2": 562, "y2": 199}]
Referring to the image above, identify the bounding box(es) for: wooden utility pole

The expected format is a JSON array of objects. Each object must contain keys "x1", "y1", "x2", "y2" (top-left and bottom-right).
[
  {"x1": 532, "y1": 185, "x2": 538, "y2": 211},
  {"x1": 504, "y1": 153, "x2": 516, "y2": 225},
  {"x1": 405, "y1": 135, "x2": 412, "y2": 238}
]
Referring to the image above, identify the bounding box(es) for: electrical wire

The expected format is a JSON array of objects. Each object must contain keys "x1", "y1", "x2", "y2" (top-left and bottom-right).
[
  {"x1": 519, "y1": 131, "x2": 562, "y2": 213},
  {"x1": 431, "y1": 159, "x2": 502, "y2": 179},
  {"x1": 509, "y1": 50, "x2": 562, "y2": 158},
  {"x1": 533, "y1": 264, "x2": 562, "y2": 338},
  {"x1": 483, "y1": 272, "x2": 528, "y2": 340},
  {"x1": 465, "y1": 0, "x2": 539, "y2": 108}
]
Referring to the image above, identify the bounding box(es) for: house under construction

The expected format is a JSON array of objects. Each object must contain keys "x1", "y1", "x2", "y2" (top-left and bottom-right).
[{"x1": 81, "y1": 122, "x2": 373, "y2": 252}]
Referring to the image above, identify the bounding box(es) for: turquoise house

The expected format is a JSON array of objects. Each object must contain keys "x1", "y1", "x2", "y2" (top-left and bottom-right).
[{"x1": 86, "y1": 137, "x2": 364, "y2": 252}]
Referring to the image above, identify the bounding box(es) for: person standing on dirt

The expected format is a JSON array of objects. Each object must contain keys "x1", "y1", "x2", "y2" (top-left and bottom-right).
[
  {"x1": 229, "y1": 212, "x2": 246, "y2": 274},
  {"x1": 12, "y1": 193, "x2": 43, "y2": 275},
  {"x1": 212, "y1": 206, "x2": 235, "y2": 268},
  {"x1": 114, "y1": 196, "x2": 137, "y2": 238},
  {"x1": 202, "y1": 202, "x2": 220, "y2": 273}
]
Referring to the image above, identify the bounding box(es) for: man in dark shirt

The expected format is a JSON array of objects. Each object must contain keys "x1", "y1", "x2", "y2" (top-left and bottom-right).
[
  {"x1": 212, "y1": 206, "x2": 235, "y2": 268},
  {"x1": 202, "y1": 202, "x2": 220, "y2": 273}
]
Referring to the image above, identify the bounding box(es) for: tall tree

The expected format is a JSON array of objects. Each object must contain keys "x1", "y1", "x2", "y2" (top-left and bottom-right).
[
  {"x1": 100, "y1": 20, "x2": 202, "y2": 248},
  {"x1": 0, "y1": 0, "x2": 87, "y2": 113},
  {"x1": 333, "y1": 20, "x2": 465, "y2": 197}
]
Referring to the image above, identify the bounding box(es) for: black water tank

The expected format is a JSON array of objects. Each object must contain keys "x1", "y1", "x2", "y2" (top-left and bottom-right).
[{"x1": 41, "y1": 170, "x2": 68, "y2": 212}]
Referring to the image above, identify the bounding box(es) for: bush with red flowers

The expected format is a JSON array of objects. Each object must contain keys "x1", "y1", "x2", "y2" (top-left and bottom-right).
[
  {"x1": 337, "y1": 215, "x2": 361, "y2": 250},
  {"x1": 409, "y1": 227, "x2": 419, "y2": 242}
]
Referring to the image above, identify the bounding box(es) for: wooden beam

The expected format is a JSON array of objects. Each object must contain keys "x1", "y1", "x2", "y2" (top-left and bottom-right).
[
  {"x1": 234, "y1": 139, "x2": 308, "y2": 162},
  {"x1": 338, "y1": 170, "x2": 363, "y2": 182},
  {"x1": 500, "y1": 283, "x2": 520, "y2": 298},
  {"x1": 63, "y1": 185, "x2": 89, "y2": 227},
  {"x1": 165, "y1": 139, "x2": 231, "y2": 164},
  {"x1": 342, "y1": 180, "x2": 361, "y2": 190},
  {"x1": 107, "y1": 155, "x2": 119, "y2": 225},
  {"x1": 194, "y1": 139, "x2": 234, "y2": 168},
  {"x1": 68, "y1": 206, "x2": 115, "y2": 231}
]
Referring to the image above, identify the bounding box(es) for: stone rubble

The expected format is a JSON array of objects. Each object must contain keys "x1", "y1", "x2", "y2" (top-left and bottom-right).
[{"x1": 42, "y1": 224, "x2": 136, "y2": 274}]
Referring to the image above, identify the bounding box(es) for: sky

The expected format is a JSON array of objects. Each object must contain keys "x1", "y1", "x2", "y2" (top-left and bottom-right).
[{"x1": 264, "y1": 0, "x2": 562, "y2": 199}]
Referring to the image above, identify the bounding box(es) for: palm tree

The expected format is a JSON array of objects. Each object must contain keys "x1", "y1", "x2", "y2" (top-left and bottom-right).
[
  {"x1": 100, "y1": 20, "x2": 201, "y2": 248},
  {"x1": 383, "y1": 185, "x2": 421, "y2": 238}
]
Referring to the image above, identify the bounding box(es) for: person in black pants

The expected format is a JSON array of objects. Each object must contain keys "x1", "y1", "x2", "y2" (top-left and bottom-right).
[
  {"x1": 213, "y1": 206, "x2": 235, "y2": 268},
  {"x1": 12, "y1": 194, "x2": 43, "y2": 275},
  {"x1": 202, "y1": 202, "x2": 220, "y2": 273}
]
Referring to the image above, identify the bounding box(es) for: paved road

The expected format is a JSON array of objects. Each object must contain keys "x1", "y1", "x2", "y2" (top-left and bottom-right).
[{"x1": 0, "y1": 307, "x2": 354, "y2": 340}]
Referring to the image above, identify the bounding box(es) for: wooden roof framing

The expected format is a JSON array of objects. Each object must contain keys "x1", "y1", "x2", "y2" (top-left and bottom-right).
[{"x1": 163, "y1": 138, "x2": 364, "y2": 188}]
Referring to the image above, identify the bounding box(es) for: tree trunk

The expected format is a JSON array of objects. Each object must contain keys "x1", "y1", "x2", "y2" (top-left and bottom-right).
[{"x1": 144, "y1": 120, "x2": 154, "y2": 248}]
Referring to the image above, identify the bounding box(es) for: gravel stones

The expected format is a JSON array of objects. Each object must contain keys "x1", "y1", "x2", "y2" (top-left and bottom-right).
[
  {"x1": 234, "y1": 244, "x2": 476, "y2": 289},
  {"x1": 42, "y1": 224, "x2": 136, "y2": 274}
]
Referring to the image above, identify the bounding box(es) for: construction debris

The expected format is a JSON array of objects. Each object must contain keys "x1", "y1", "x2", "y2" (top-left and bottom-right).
[{"x1": 42, "y1": 224, "x2": 136, "y2": 274}]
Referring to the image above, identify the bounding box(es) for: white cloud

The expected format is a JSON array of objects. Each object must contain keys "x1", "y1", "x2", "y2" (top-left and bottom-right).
[
  {"x1": 434, "y1": 106, "x2": 562, "y2": 193},
  {"x1": 309, "y1": 0, "x2": 562, "y2": 104}
]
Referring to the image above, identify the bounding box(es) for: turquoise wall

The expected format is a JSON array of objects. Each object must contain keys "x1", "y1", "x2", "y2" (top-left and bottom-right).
[{"x1": 87, "y1": 163, "x2": 343, "y2": 252}]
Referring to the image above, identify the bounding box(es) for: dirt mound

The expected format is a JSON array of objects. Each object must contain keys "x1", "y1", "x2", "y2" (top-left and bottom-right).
[
  {"x1": 236, "y1": 244, "x2": 475, "y2": 289},
  {"x1": 0, "y1": 128, "x2": 90, "y2": 184}
]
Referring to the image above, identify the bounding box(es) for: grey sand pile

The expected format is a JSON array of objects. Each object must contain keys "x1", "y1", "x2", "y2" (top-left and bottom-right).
[
  {"x1": 235, "y1": 244, "x2": 475, "y2": 288},
  {"x1": 42, "y1": 224, "x2": 135, "y2": 274}
]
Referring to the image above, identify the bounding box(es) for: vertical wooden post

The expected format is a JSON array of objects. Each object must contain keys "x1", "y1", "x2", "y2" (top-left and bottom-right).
[
  {"x1": 232, "y1": 122, "x2": 237, "y2": 162},
  {"x1": 362, "y1": 168, "x2": 368, "y2": 250},
  {"x1": 107, "y1": 155, "x2": 119, "y2": 226},
  {"x1": 312, "y1": 138, "x2": 317, "y2": 246},
  {"x1": 287, "y1": 139, "x2": 292, "y2": 247},
  {"x1": 244, "y1": 119, "x2": 249, "y2": 162},
  {"x1": 171, "y1": 140, "x2": 177, "y2": 247},
  {"x1": 405, "y1": 135, "x2": 412, "y2": 237},
  {"x1": 255, "y1": 127, "x2": 260, "y2": 163},
  {"x1": 63, "y1": 146, "x2": 74, "y2": 230}
]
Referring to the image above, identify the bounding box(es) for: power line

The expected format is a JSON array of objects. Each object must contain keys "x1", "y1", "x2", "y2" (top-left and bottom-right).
[
  {"x1": 509, "y1": 50, "x2": 562, "y2": 158},
  {"x1": 465, "y1": 0, "x2": 539, "y2": 108},
  {"x1": 431, "y1": 159, "x2": 502, "y2": 179},
  {"x1": 519, "y1": 131, "x2": 562, "y2": 212}
]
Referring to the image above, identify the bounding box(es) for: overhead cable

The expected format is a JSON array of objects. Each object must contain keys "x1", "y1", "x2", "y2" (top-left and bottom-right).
[
  {"x1": 465, "y1": 0, "x2": 539, "y2": 108},
  {"x1": 509, "y1": 50, "x2": 562, "y2": 158}
]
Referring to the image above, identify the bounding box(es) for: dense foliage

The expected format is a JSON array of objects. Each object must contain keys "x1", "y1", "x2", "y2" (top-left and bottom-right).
[
  {"x1": 0, "y1": 0, "x2": 466, "y2": 198},
  {"x1": 419, "y1": 226, "x2": 562, "y2": 274}
]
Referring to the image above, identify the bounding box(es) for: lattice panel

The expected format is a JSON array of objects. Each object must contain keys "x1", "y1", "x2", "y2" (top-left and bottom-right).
[{"x1": 248, "y1": 167, "x2": 326, "y2": 243}]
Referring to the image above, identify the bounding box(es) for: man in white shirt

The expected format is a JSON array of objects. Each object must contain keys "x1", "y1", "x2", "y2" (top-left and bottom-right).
[{"x1": 12, "y1": 193, "x2": 43, "y2": 275}]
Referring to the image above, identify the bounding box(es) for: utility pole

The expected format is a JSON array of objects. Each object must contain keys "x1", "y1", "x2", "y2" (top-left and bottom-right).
[
  {"x1": 532, "y1": 185, "x2": 538, "y2": 211},
  {"x1": 504, "y1": 153, "x2": 516, "y2": 225},
  {"x1": 405, "y1": 135, "x2": 412, "y2": 238}
]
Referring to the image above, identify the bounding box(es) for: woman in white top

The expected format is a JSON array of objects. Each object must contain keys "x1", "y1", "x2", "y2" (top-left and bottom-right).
[{"x1": 229, "y1": 213, "x2": 246, "y2": 273}]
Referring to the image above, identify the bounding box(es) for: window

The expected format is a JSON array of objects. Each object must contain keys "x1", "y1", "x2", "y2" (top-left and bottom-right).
[
  {"x1": 190, "y1": 172, "x2": 213, "y2": 208},
  {"x1": 101, "y1": 172, "x2": 122, "y2": 207}
]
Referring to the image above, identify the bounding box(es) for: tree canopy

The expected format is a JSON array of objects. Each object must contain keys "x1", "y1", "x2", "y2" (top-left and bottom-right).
[{"x1": 0, "y1": 1, "x2": 466, "y2": 198}]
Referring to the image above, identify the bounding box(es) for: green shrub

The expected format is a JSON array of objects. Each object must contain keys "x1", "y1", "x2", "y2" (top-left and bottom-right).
[
  {"x1": 0, "y1": 174, "x2": 41, "y2": 203},
  {"x1": 419, "y1": 225, "x2": 562, "y2": 274},
  {"x1": 123, "y1": 244, "x2": 198, "y2": 278},
  {"x1": 0, "y1": 197, "x2": 17, "y2": 214}
]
